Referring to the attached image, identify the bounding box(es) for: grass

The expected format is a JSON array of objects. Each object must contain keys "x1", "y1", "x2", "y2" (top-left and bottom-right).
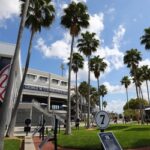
[
  {"x1": 4, "y1": 138, "x2": 22, "y2": 150},
  {"x1": 58, "y1": 124, "x2": 150, "y2": 150}
]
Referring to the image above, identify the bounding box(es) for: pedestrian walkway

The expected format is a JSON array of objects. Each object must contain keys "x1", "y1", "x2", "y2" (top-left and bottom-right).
[{"x1": 25, "y1": 136, "x2": 35, "y2": 150}]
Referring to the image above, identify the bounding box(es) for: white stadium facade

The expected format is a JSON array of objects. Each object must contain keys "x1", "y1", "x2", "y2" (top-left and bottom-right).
[{"x1": 0, "y1": 42, "x2": 70, "y2": 126}]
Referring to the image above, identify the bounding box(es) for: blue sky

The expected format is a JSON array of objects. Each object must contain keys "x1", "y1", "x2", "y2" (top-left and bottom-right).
[{"x1": 1, "y1": 0, "x2": 150, "y2": 113}]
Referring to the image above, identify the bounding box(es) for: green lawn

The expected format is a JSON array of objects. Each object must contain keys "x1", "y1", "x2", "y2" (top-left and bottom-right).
[
  {"x1": 4, "y1": 138, "x2": 22, "y2": 150},
  {"x1": 58, "y1": 124, "x2": 150, "y2": 150}
]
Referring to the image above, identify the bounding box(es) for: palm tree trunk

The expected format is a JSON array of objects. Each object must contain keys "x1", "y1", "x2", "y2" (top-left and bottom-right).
[
  {"x1": 0, "y1": 0, "x2": 29, "y2": 148},
  {"x1": 87, "y1": 56, "x2": 91, "y2": 128},
  {"x1": 65, "y1": 35, "x2": 74, "y2": 134},
  {"x1": 6, "y1": 31, "x2": 35, "y2": 137},
  {"x1": 126, "y1": 88, "x2": 129, "y2": 109},
  {"x1": 138, "y1": 85, "x2": 144, "y2": 124},
  {"x1": 80, "y1": 95, "x2": 83, "y2": 119},
  {"x1": 97, "y1": 78, "x2": 101, "y2": 110},
  {"x1": 133, "y1": 68, "x2": 139, "y2": 99},
  {"x1": 135, "y1": 83, "x2": 139, "y2": 99},
  {"x1": 101, "y1": 97, "x2": 103, "y2": 110},
  {"x1": 76, "y1": 72, "x2": 79, "y2": 119},
  {"x1": 146, "y1": 80, "x2": 150, "y2": 105},
  {"x1": 139, "y1": 86, "x2": 143, "y2": 100}
]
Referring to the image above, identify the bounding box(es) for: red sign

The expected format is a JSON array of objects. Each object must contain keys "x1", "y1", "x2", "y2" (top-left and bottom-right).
[{"x1": 0, "y1": 64, "x2": 10, "y2": 103}]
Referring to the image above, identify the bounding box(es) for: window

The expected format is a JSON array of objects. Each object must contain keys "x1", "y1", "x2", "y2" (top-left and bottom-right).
[
  {"x1": 39, "y1": 76, "x2": 48, "y2": 82},
  {"x1": 26, "y1": 74, "x2": 36, "y2": 80},
  {"x1": 0, "y1": 57, "x2": 11, "y2": 70},
  {"x1": 61, "y1": 81, "x2": 67, "y2": 86},
  {"x1": 52, "y1": 79, "x2": 59, "y2": 84},
  {"x1": 51, "y1": 105, "x2": 60, "y2": 110}
]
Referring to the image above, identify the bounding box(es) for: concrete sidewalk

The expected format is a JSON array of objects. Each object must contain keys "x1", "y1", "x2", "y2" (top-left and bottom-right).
[
  {"x1": 24, "y1": 136, "x2": 35, "y2": 150},
  {"x1": 14, "y1": 127, "x2": 36, "y2": 150}
]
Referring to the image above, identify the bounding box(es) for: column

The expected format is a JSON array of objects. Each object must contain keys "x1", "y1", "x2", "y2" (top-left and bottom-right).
[{"x1": 48, "y1": 96, "x2": 51, "y2": 111}]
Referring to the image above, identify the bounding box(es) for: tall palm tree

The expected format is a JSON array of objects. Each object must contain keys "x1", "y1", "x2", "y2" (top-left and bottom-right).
[
  {"x1": 6, "y1": 0, "x2": 55, "y2": 137},
  {"x1": 61, "y1": 2, "x2": 89, "y2": 134},
  {"x1": 134, "y1": 67, "x2": 144, "y2": 99},
  {"x1": 90, "y1": 55, "x2": 107, "y2": 110},
  {"x1": 123, "y1": 49, "x2": 142, "y2": 98},
  {"x1": 78, "y1": 81, "x2": 90, "y2": 119},
  {"x1": 77, "y1": 31, "x2": 99, "y2": 128},
  {"x1": 71, "y1": 52, "x2": 84, "y2": 119},
  {"x1": 140, "y1": 65, "x2": 150, "y2": 104},
  {"x1": 99, "y1": 84, "x2": 107, "y2": 110},
  {"x1": 60, "y1": 63, "x2": 65, "y2": 76},
  {"x1": 141, "y1": 27, "x2": 150, "y2": 50},
  {"x1": 0, "y1": 0, "x2": 30, "y2": 148},
  {"x1": 78, "y1": 81, "x2": 89, "y2": 100},
  {"x1": 103, "y1": 101, "x2": 107, "y2": 110},
  {"x1": 121, "y1": 76, "x2": 131, "y2": 109},
  {"x1": 90, "y1": 90, "x2": 99, "y2": 109}
]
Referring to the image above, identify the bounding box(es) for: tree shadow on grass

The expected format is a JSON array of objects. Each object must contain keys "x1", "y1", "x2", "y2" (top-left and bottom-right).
[
  {"x1": 124, "y1": 138, "x2": 150, "y2": 149},
  {"x1": 107, "y1": 126, "x2": 129, "y2": 131},
  {"x1": 124, "y1": 127, "x2": 149, "y2": 131}
]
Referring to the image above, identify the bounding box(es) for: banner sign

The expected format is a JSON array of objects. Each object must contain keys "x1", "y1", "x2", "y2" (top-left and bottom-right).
[
  {"x1": 24, "y1": 85, "x2": 67, "y2": 95},
  {"x1": 0, "y1": 64, "x2": 10, "y2": 103}
]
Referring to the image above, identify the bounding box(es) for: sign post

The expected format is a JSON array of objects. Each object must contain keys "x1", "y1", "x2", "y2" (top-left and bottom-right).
[
  {"x1": 95, "y1": 110, "x2": 110, "y2": 131},
  {"x1": 95, "y1": 111, "x2": 122, "y2": 150},
  {"x1": 95, "y1": 110, "x2": 110, "y2": 150}
]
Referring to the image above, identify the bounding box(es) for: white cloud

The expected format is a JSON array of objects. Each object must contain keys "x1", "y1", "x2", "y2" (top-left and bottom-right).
[
  {"x1": 94, "y1": 25, "x2": 126, "y2": 72},
  {"x1": 112, "y1": 25, "x2": 126, "y2": 49},
  {"x1": 35, "y1": 34, "x2": 70, "y2": 63},
  {"x1": 103, "y1": 82, "x2": 124, "y2": 94},
  {"x1": 71, "y1": 0, "x2": 87, "y2": 3},
  {"x1": 0, "y1": 0, "x2": 20, "y2": 28},
  {"x1": 139, "y1": 59, "x2": 150, "y2": 67},
  {"x1": 106, "y1": 99, "x2": 125, "y2": 113},
  {"x1": 87, "y1": 13, "x2": 104, "y2": 38}
]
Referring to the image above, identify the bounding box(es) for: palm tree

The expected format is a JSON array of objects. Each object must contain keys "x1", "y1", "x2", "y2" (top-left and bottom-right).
[
  {"x1": 78, "y1": 81, "x2": 90, "y2": 119},
  {"x1": 90, "y1": 55, "x2": 107, "y2": 110},
  {"x1": 140, "y1": 65, "x2": 150, "y2": 104},
  {"x1": 90, "y1": 88, "x2": 99, "y2": 107},
  {"x1": 99, "y1": 85, "x2": 107, "y2": 110},
  {"x1": 77, "y1": 31, "x2": 99, "y2": 128},
  {"x1": 61, "y1": 2, "x2": 89, "y2": 134},
  {"x1": 78, "y1": 81, "x2": 89, "y2": 101},
  {"x1": 103, "y1": 101, "x2": 107, "y2": 110},
  {"x1": 133, "y1": 67, "x2": 144, "y2": 99},
  {"x1": 60, "y1": 63, "x2": 65, "y2": 76},
  {"x1": 0, "y1": 0, "x2": 30, "y2": 148},
  {"x1": 121, "y1": 76, "x2": 131, "y2": 109},
  {"x1": 71, "y1": 52, "x2": 84, "y2": 119},
  {"x1": 123, "y1": 49, "x2": 142, "y2": 99},
  {"x1": 6, "y1": 0, "x2": 55, "y2": 137},
  {"x1": 141, "y1": 27, "x2": 150, "y2": 50}
]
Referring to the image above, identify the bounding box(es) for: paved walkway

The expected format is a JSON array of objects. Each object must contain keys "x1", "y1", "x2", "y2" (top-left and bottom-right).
[{"x1": 25, "y1": 136, "x2": 35, "y2": 150}]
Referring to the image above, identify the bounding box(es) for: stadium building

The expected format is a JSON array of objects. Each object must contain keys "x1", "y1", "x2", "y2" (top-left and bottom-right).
[{"x1": 0, "y1": 42, "x2": 68, "y2": 126}]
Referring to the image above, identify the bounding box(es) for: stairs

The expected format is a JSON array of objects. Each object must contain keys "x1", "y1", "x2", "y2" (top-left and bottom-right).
[{"x1": 32, "y1": 101, "x2": 65, "y2": 124}]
